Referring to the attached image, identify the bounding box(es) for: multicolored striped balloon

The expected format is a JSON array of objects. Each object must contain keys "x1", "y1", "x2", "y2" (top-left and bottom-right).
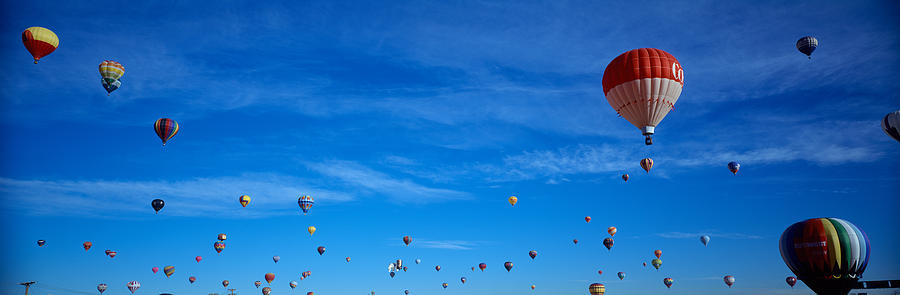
[
  {"x1": 154, "y1": 118, "x2": 179, "y2": 145},
  {"x1": 22, "y1": 27, "x2": 58, "y2": 63},
  {"x1": 163, "y1": 265, "x2": 174, "y2": 277},
  {"x1": 663, "y1": 278, "x2": 673, "y2": 288},
  {"x1": 99, "y1": 60, "x2": 125, "y2": 82},
  {"x1": 298, "y1": 195, "x2": 314, "y2": 214},
  {"x1": 589, "y1": 283, "x2": 605, "y2": 295},
  {"x1": 214, "y1": 241, "x2": 225, "y2": 253},
  {"x1": 779, "y1": 217, "x2": 870, "y2": 295}
]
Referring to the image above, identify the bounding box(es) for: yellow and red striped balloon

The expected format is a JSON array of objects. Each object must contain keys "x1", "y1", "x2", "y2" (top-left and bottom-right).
[{"x1": 22, "y1": 27, "x2": 58, "y2": 64}]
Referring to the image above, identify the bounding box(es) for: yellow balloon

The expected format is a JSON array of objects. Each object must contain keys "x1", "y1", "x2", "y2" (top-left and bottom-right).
[
  {"x1": 508, "y1": 196, "x2": 518, "y2": 206},
  {"x1": 239, "y1": 195, "x2": 251, "y2": 207},
  {"x1": 308, "y1": 226, "x2": 316, "y2": 235}
]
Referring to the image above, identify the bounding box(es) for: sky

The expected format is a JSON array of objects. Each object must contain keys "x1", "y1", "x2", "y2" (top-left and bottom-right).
[{"x1": 1, "y1": 0, "x2": 899, "y2": 294}]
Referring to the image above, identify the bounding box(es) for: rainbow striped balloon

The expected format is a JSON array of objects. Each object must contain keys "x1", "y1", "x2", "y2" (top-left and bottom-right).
[
  {"x1": 163, "y1": 266, "x2": 174, "y2": 277},
  {"x1": 154, "y1": 118, "x2": 179, "y2": 146},
  {"x1": 779, "y1": 218, "x2": 870, "y2": 295}
]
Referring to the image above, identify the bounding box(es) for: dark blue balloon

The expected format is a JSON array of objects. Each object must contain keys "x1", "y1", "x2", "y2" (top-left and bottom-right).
[{"x1": 796, "y1": 36, "x2": 818, "y2": 59}]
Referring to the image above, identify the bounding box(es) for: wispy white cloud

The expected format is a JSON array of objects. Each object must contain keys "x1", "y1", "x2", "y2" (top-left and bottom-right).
[
  {"x1": 416, "y1": 239, "x2": 477, "y2": 250},
  {"x1": 0, "y1": 174, "x2": 352, "y2": 218},
  {"x1": 655, "y1": 231, "x2": 763, "y2": 240},
  {"x1": 305, "y1": 160, "x2": 471, "y2": 203}
]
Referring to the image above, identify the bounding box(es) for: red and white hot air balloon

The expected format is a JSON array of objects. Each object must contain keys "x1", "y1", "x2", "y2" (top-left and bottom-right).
[{"x1": 602, "y1": 48, "x2": 684, "y2": 145}]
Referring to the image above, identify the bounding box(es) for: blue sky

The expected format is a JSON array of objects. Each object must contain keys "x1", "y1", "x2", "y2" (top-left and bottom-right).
[{"x1": 1, "y1": 0, "x2": 899, "y2": 294}]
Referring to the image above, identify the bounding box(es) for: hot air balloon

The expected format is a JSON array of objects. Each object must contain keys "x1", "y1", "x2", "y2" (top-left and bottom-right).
[
  {"x1": 99, "y1": 60, "x2": 124, "y2": 95},
  {"x1": 395, "y1": 259, "x2": 403, "y2": 270},
  {"x1": 403, "y1": 236, "x2": 411, "y2": 246},
  {"x1": 265, "y1": 273, "x2": 275, "y2": 284},
  {"x1": 435, "y1": 265, "x2": 441, "y2": 271},
  {"x1": 163, "y1": 266, "x2": 174, "y2": 277},
  {"x1": 883, "y1": 111, "x2": 900, "y2": 142},
  {"x1": 622, "y1": 174, "x2": 629, "y2": 181},
  {"x1": 724, "y1": 275, "x2": 735, "y2": 288},
  {"x1": 640, "y1": 158, "x2": 653, "y2": 172},
  {"x1": 107, "y1": 251, "x2": 117, "y2": 258},
  {"x1": 189, "y1": 276, "x2": 196, "y2": 284},
  {"x1": 654, "y1": 250, "x2": 662, "y2": 259},
  {"x1": 589, "y1": 283, "x2": 605, "y2": 295},
  {"x1": 37, "y1": 240, "x2": 45, "y2": 247},
  {"x1": 126, "y1": 281, "x2": 140, "y2": 294},
  {"x1": 727, "y1": 162, "x2": 740, "y2": 175},
  {"x1": 346, "y1": 257, "x2": 351, "y2": 262},
  {"x1": 602, "y1": 48, "x2": 684, "y2": 145},
  {"x1": 479, "y1": 263, "x2": 487, "y2": 271},
  {"x1": 607, "y1": 227, "x2": 617, "y2": 237},
  {"x1": 617, "y1": 272, "x2": 626, "y2": 280},
  {"x1": 273, "y1": 255, "x2": 280, "y2": 263},
  {"x1": 298, "y1": 195, "x2": 314, "y2": 214},
  {"x1": 797, "y1": 36, "x2": 818, "y2": 59},
  {"x1": 415, "y1": 258, "x2": 421, "y2": 264},
  {"x1": 573, "y1": 239, "x2": 579, "y2": 244},
  {"x1": 460, "y1": 277, "x2": 467, "y2": 284},
  {"x1": 652, "y1": 258, "x2": 662, "y2": 270},
  {"x1": 786, "y1": 276, "x2": 797, "y2": 288},
  {"x1": 597, "y1": 270, "x2": 603, "y2": 275},
  {"x1": 779, "y1": 217, "x2": 870, "y2": 295},
  {"x1": 405, "y1": 290, "x2": 409, "y2": 295},
  {"x1": 585, "y1": 216, "x2": 591, "y2": 223},
  {"x1": 471, "y1": 266, "x2": 475, "y2": 271},
  {"x1": 642, "y1": 262, "x2": 647, "y2": 267},
  {"x1": 389, "y1": 271, "x2": 395, "y2": 278},
  {"x1": 152, "y1": 267, "x2": 159, "y2": 274},
  {"x1": 700, "y1": 235, "x2": 710, "y2": 246},
  {"x1": 603, "y1": 238, "x2": 614, "y2": 250},
  {"x1": 218, "y1": 233, "x2": 227, "y2": 241},
  {"x1": 529, "y1": 250, "x2": 537, "y2": 259},
  {"x1": 214, "y1": 241, "x2": 225, "y2": 253},
  {"x1": 262, "y1": 287, "x2": 271, "y2": 295},
  {"x1": 308, "y1": 226, "x2": 316, "y2": 235},
  {"x1": 240, "y1": 195, "x2": 251, "y2": 207},
  {"x1": 504, "y1": 261, "x2": 513, "y2": 272},
  {"x1": 97, "y1": 283, "x2": 108, "y2": 294},
  {"x1": 222, "y1": 280, "x2": 229, "y2": 288},
  {"x1": 307, "y1": 292, "x2": 313, "y2": 295},
  {"x1": 154, "y1": 119, "x2": 179, "y2": 146},
  {"x1": 195, "y1": 256, "x2": 202, "y2": 262},
  {"x1": 22, "y1": 27, "x2": 58, "y2": 63},
  {"x1": 317, "y1": 246, "x2": 325, "y2": 255},
  {"x1": 83, "y1": 241, "x2": 92, "y2": 251},
  {"x1": 151, "y1": 199, "x2": 165, "y2": 213},
  {"x1": 531, "y1": 285, "x2": 535, "y2": 290},
  {"x1": 290, "y1": 280, "x2": 298, "y2": 289},
  {"x1": 101, "y1": 79, "x2": 121, "y2": 94},
  {"x1": 663, "y1": 278, "x2": 674, "y2": 288},
  {"x1": 255, "y1": 281, "x2": 262, "y2": 288},
  {"x1": 508, "y1": 196, "x2": 517, "y2": 206}
]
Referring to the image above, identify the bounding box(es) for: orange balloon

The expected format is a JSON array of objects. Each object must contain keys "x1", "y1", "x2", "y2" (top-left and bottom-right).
[
  {"x1": 607, "y1": 227, "x2": 617, "y2": 237},
  {"x1": 654, "y1": 249, "x2": 662, "y2": 259}
]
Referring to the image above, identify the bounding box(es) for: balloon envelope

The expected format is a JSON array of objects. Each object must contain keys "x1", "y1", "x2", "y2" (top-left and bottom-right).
[
  {"x1": 882, "y1": 110, "x2": 900, "y2": 142},
  {"x1": 154, "y1": 119, "x2": 179, "y2": 146},
  {"x1": 779, "y1": 218, "x2": 870, "y2": 295},
  {"x1": 504, "y1": 261, "x2": 513, "y2": 272},
  {"x1": 126, "y1": 281, "x2": 140, "y2": 294},
  {"x1": 700, "y1": 235, "x2": 710, "y2": 246},
  {"x1": 22, "y1": 27, "x2": 58, "y2": 63},
  {"x1": 589, "y1": 283, "x2": 605, "y2": 295},
  {"x1": 724, "y1": 275, "x2": 735, "y2": 287},
  {"x1": 265, "y1": 273, "x2": 275, "y2": 284},
  {"x1": 83, "y1": 241, "x2": 92, "y2": 251},
  {"x1": 508, "y1": 196, "x2": 517, "y2": 206},
  {"x1": 151, "y1": 199, "x2": 165, "y2": 213},
  {"x1": 298, "y1": 195, "x2": 314, "y2": 213},
  {"x1": 796, "y1": 36, "x2": 818, "y2": 58},
  {"x1": 529, "y1": 250, "x2": 537, "y2": 259},
  {"x1": 163, "y1": 266, "x2": 174, "y2": 277},
  {"x1": 663, "y1": 278, "x2": 674, "y2": 288},
  {"x1": 602, "y1": 48, "x2": 684, "y2": 145},
  {"x1": 239, "y1": 195, "x2": 251, "y2": 207}
]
